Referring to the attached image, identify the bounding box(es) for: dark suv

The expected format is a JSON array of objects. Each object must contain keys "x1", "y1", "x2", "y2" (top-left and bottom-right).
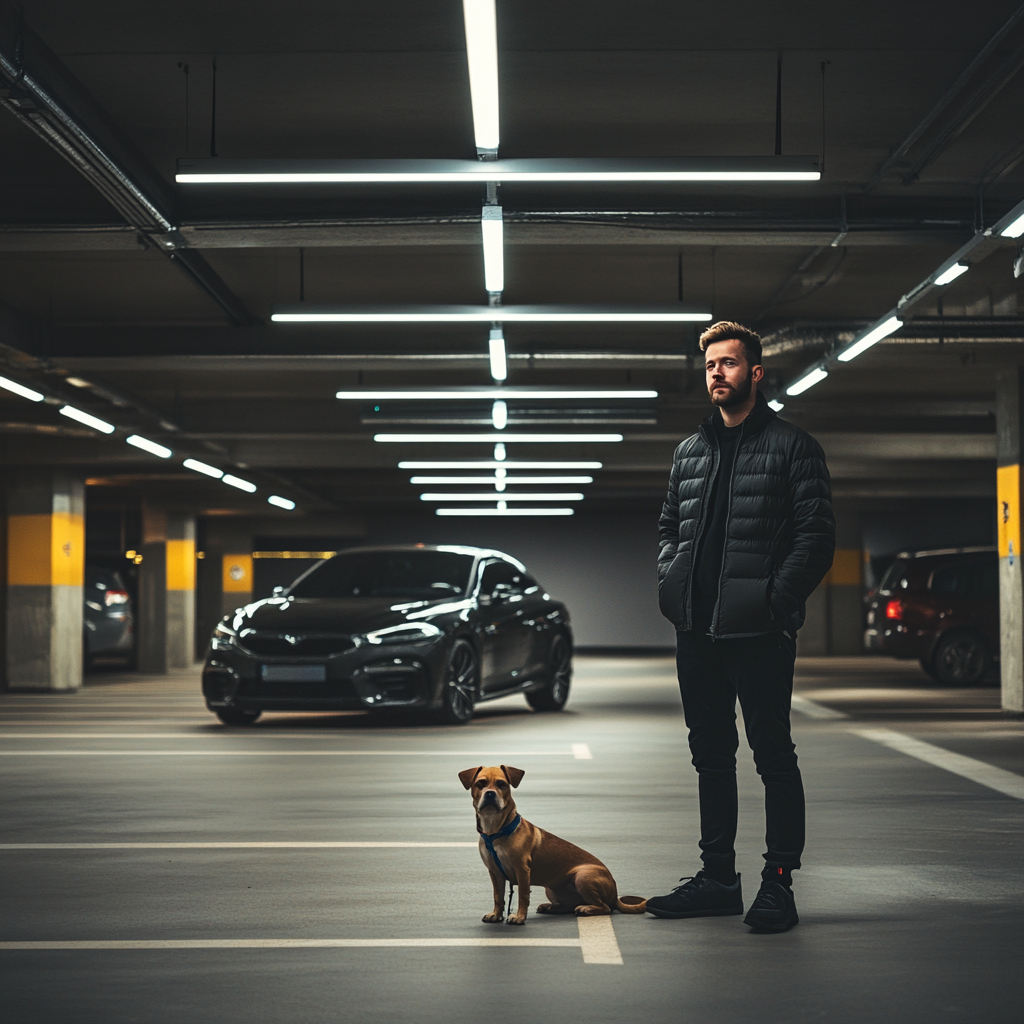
[{"x1": 864, "y1": 547, "x2": 998, "y2": 686}]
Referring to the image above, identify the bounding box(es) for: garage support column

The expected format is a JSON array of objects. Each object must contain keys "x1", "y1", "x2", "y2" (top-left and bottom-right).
[
  {"x1": 5, "y1": 470, "x2": 85, "y2": 690},
  {"x1": 166, "y1": 514, "x2": 196, "y2": 669},
  {"x1": 996, "y1": 369, "x2": 1024, "y2": 714}
]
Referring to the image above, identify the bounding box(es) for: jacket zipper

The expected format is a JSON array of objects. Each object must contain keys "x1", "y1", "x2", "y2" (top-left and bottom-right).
[
  {"x1": 710, "y1": 419, "x2": 745, "y2": 639},
  {"x1": 685, "y1": 428, "x2": 718, "y2": 632}
]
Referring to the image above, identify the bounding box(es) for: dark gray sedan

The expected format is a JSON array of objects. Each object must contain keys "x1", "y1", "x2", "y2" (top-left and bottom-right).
[{"x1": 202, "y1": 545, "x2": 572, "y2": 725}]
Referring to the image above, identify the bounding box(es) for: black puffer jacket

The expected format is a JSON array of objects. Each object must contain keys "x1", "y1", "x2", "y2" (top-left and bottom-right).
[{"x1": 658, "y1": 392, "x2": 835, "y2": 637}]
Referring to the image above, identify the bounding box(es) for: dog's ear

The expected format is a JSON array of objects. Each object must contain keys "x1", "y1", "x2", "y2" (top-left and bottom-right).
[
  {"x1": 500, "y1": 765, "x2": 525, "y2": 788},
  {"x1": 458, "y1": 766, "x2": 483, "y2": 790}
]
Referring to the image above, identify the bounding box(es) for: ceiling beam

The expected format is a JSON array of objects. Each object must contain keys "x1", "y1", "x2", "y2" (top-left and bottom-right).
[{"x1": 0, "y1": 2, "x2": 253, "y2": 326}]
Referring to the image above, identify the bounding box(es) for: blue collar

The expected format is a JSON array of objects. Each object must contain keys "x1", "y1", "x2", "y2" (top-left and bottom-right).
[{"x1": 479, "y1": 813, "x2": 522, "y2": 881}]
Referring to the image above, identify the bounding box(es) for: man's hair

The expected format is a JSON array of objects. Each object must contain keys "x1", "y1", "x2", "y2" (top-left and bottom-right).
[{"x1": 699, "y1": 321, "x2": 762, "y2": 367}]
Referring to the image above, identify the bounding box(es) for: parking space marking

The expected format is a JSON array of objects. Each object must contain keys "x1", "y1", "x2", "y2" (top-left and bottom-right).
[
  {"x1": 0, "y1": 749, "x2": 584, "y2": 757},
  {"x1": 571, "y1": 743, "x2": 593, "y2": 759},
  {"x1": 854, "y1": 728, "x2": 1024, "y2": 800},
  {"x1": 1, "y1": 842, "x2": 479, "y2": 849},
  {"x1": 0, "y1": 938, "x2": 581, "y2": 951},
  {"x1": 576, "y1": 915, "x2": 623, "y2": 965},
  {"x1": 791, "y1": 695, "x2": 848, "y2": 720}
]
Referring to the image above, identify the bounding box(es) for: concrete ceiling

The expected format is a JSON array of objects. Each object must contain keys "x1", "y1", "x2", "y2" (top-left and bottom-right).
[{"x1": 1, "y1": 0, "x2": 1023, "y2": 518}]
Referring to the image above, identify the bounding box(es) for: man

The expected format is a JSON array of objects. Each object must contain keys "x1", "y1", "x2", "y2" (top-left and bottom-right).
[{"x1": 646, "y1": 321, "x2": 834, "y2": 932}]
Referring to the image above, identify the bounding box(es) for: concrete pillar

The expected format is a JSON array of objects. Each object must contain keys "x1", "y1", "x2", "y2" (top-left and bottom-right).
[
  {"x1": 996, "y1": 369, "x2": 1024, "y2": 714},
  {"x1": 221, "y1": 552, "x2": 253, "y2": 617},
  {"x1": 137, "y1": 505, "x2": 198, "y2": 673},
  {"x1": 5, "y1": 470, "x2": 85, "y2": 690}
]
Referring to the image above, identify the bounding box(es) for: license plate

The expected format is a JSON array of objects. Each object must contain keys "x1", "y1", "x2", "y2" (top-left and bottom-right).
[{"x1": 261, "y1": 664, "x2": 326, "y2": 682}]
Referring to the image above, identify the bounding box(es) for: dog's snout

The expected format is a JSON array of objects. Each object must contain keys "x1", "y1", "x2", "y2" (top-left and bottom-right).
[{"x1": 482, "y1": 789, "x2": 497, "y2": 802}]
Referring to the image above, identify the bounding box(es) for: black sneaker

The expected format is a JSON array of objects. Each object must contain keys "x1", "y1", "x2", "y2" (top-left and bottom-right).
[
  {"x1": 743, "y1": 880, "x2": 799, "y2": 932},
  {"x1": 645, "y1": 871, "x2": 743, "y2": 919}
]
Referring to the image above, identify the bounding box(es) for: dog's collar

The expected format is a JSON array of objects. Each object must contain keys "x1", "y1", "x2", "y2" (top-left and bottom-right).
[{"x1": 478, "y1": 813, "x2": 522, "y2": 881}]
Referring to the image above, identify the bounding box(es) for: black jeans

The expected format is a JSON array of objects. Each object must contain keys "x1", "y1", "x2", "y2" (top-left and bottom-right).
[{"x1": 675, "y1": 630, "x2": 804, "y2": 876}]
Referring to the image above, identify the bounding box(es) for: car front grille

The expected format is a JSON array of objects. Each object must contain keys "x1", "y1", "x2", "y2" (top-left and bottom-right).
[
  {"x1": 237, "y1": 632, "x2": 356, "y2": 657},
  {"x1": 243, "y1": 678, "x2": 361, "y2": 702}
]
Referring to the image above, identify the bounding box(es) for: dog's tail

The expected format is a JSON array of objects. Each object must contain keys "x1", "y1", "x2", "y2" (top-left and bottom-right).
[{"x1": 616, "y1": 895, "x2": 647, "y2": 914}]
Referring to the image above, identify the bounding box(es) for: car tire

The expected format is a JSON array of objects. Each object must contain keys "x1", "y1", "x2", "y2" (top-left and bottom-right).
[
  {"x1": 918, "y1": 656, "x2": 939, "y2": 682},
  {"x1": 929, "y1": 631, "x2": 992, "y2": 686},
  {"x1": 435, "y1": 640, "x2": 477, "y2": 725},
  {"x1": 215, "y1": 707, "x2": 262, "y2": 725},
  {"x1": 526, "y1": 633, "x2": 572, "y2": 711}
]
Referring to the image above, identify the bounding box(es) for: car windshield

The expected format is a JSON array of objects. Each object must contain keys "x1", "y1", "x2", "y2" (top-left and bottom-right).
[{"x1": 288, "y1": 550, "x2": 475, "y2": 599}]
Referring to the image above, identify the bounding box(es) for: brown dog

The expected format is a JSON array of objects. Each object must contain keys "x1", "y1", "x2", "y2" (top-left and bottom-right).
[{"x1": 459, "y1": 764, "x2": 646, "y2": 925}]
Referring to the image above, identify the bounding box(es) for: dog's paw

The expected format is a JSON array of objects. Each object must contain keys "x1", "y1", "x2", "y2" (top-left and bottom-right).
[
  {"x1": 506, "y1": 914, "x2": 527, "y2": 926},
  {"x1": 536, "y1": 903, "x2": 553, "y2": 914},
  {"x1": 574, "y1": 905, "x2": 611, "y2": 916},
  {"x1": 482, "y1": 912, "x2": 503, "y2": 924}
]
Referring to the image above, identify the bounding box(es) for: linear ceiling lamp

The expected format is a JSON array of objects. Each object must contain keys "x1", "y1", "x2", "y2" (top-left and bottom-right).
[
  {"x1": 268, "y1": 495, "x2": 297, "y2": 510},
  {"x1": 337, "y1": 388, "x2": 657, "y2": 399},
  {"x1": 0, "y1": 375, "x2": 45, "y2": 402},
  {"x1": 176, "y1": 157, "x2": 821, "y2": 184},
  {"x1": 1000, "y1": 211, "x2": 1024, "y2": 238},
  {"x1": 488, "y1": 328, "x2": 507, "y2": 381},
  {"x1": 785, "y1": 367, "x2": 829, "y2": 396},
  {"x1": 222, "y1": 474, "x2": 257, "y2": 493},
  {"x1": 410, "y1": 475, "x2": 593, "y2": 484},
  {"x1": 375, "y1": 432, "x2": 623, "y2": 443},
  {"x1": 933, "y1": 263, "x2": 969, "y2": 286},
  {"x1": 126, "y1": 435, "x2": 172, "y2": 458},
  {"x1": 274, "y1": 305, "x2": 710, "y2": 323},
  {"x1": 59, "y1": 405, "x2": 115, "y2": 434},
  {"x1": 183, "y1": 458, "x2": 224, "y2": 479},
  {"x1": 420, "y1": 492, "x2": 583, "y2": 501},
  {"x1": 482, "y1": 205, "x2": 504, "y2": 292},
  {"x1": 836, "y1": 315, "x2": 903, "y2": 363},
  {"x1": 399, "y1": 460, "x2": 602, "y2": 469},
  {"x1": 437, "y1": 507, "x2": 575, "y2": 516},
  {"x1": 463, "y1": 0, "x2": 500, "y2": 156}
]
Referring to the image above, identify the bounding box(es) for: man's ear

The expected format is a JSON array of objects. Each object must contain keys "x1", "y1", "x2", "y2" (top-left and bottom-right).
[
  {"x1": 500, "y1": 765, "x2": 525, "y2": 788},
  {"x1": 752, "y1": 363, "x2": 765, "y2": 384},
  {"x1": 458, "y1": 766, "x2": 483, "y2": 790}
]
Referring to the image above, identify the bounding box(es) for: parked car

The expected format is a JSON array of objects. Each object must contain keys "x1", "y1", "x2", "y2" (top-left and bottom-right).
[
  {"x1": 864, "y1": 547, "x2": 998, "y2": 685},
  {"x1": 202, "y1": 545, "x2": 573, "y2": 725},
  {"x1": 83, "y1": 567, "x2": 134, "y2": 664}
]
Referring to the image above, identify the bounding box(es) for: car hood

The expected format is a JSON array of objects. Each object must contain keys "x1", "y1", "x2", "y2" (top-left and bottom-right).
[{"x1": 232, "y1": 596, "x2": 460, "y2": 634}]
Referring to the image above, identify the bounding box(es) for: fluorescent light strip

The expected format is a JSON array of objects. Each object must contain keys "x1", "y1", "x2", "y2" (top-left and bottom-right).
[
  {"x1": 182, "y1": 458, "x2": 224, "y2": 479},
  {"x1": 482, "y1": 206, "x2": 503, "y2": 292},
  {"x1": 58, "y1": 405, "x2": 115, "y2": 434},
  {"x1": 437, "y1": 508, "x2": 575, "y2": 517},
  {"x1": 767, "y1": 399, "x2": 785, "y2": 412},
  {"x1": 463, "y1": 0, "x2": 500, "y2": 153},
  {"x1": 336, "y1": 388, "x2": 658, "y2": 400},
  {"x1": 837, "y1": 316, "x2": 903, "y2": 363},
  {"x1": 176, "y1": 158, "x2": 821, "y2": 185},
  {"x1": 409, "y1": 476, "x2": 593, "y2": 484},
  {"x1": 491, "y1": 400, "x2": 507, "y2": 430},
  {"x1": 0, "y1": 375, "x2": 45, "y2": 402},
  {"x1": 222, "y1": 474, "x2": 257, "y2": 493},
  {"x1": 785, "y1": 367, "x2": 829, "y2": 396},
  {"x1": 933, "y1": 263, "x2": 969, "y2": 286},
  {"x1": 267, "y1": 495, "x2": 297, "y2": 510},
  {"x1": 274, "y1": 309, "x2": 710, "y2": 323},
  {"x1": 488, "y1": 329, "x2": 507, "y2": 381},
  {"x1": 1000, "y1": 211, "x2": 1024, "y2": 238},
  {"x1": 419, "y1": 492, "x2": 584, "y2": 502},
  {"x1": 375, "y1": 433, "x2": 623, "y2": 443},
  {"x1": 399, "y1": 461, "x2": 602, "y2": 469},
  {"x1": 126, "y1": 435, "x2": 172, "y2": 459}
]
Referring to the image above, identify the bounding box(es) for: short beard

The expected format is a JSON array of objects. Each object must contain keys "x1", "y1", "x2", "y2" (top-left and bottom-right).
[{"x1": 709, "y1": 369, "x2": 753, "y2": 408}]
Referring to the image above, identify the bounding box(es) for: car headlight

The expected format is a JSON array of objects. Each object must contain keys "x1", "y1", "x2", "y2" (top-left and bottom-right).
[
  {"x1": 211, "y1": 621, "x2": 239, "y2": 650},
  {"x1": 359, "y1": 623, "x2": 444, "y2": 645}
]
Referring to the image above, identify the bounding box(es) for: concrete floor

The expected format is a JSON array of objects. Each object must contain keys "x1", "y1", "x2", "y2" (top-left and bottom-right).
[{"x1": 1, "y1": 655, "x2": 1021, "y2": 1024}]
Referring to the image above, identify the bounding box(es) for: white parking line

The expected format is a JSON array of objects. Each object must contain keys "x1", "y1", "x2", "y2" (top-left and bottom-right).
[
  {"x1": 0, "y1": 749, "x2": 584, "y2": 757},
  {"x1": 854, "y1": 728, "x2": 1024, "y2": 800},
  {"x1": 576, "y1": 915, "x2": 623, "y2": 965},
  {"x1": 0, "y1": 938, "x2": 580, "y2": 950},
  {"x1": 790, "y1": 695, "x2": 848, "y2": 720},
  {"x1": 1, "y1": 842, "x2": 478, "y2": 850}
]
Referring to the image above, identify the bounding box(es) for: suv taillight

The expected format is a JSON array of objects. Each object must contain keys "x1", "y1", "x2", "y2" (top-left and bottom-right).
[
  {"x1": 104, "y1": 590, "x2": 129, "y2": 606},
  {"x1": 885, "y1": 600, "x2": 905, "y2": 620}
]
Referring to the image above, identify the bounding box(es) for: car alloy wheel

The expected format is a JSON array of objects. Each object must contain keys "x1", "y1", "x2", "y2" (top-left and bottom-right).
[
  {"x1": 437, "y1": 640, "x2": 477, "y2": 724},
  {"x1": 932, "y1": 631, "x2": 991, "y2": 686},
  {"x1": 526, "y1": 633, "x2": 572, "y2": 711}
]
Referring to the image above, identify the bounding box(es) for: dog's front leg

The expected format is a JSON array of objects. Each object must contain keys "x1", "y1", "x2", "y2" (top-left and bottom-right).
[
  {"x1": 507, "y1": 866, "x2": 530, "y2": 926},
  {"x1": 482, "y1": 868, "x2": 506, "y2": 924}
]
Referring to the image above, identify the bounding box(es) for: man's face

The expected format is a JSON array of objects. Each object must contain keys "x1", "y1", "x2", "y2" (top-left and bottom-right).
[{"x1": 705, "y1": 339, "x2": 762, "y2": 408}]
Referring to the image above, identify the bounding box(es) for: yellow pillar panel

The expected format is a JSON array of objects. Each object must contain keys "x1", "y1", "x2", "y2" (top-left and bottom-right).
[
  {"x1": 825, "y1": 548, "x2": 862, "y2": 587},
  {"x1": 222, "y1": 554, "x2": 253, "y2": 593},
  {"x1": 166, "y1": 539, "x2": 196, "y2": 591},
  {"x1": 7, "y1": 513, "x2": 85, "y2": 587},
  {"x1": 997, "y1": 463, "x2": 1020, "y2": 561}
]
